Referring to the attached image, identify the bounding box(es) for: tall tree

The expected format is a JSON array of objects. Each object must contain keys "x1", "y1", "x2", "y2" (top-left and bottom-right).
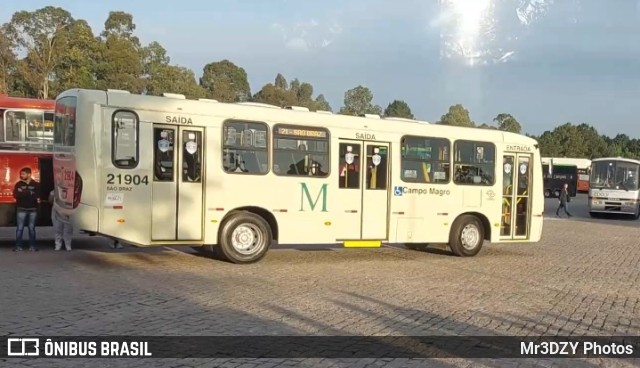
[
  {"x1": 314, "y1": 94, "x2": 331, "y2": 111},
  {"x1": 52, "y1": 19, "x2": 101, "y2": 94},
  {"x1": 199, "y1": 59, "x2": 251, "y2": 102},
  {"x1": 252, "y1": 73, "x2": 332, "y2": 111},
  {"x1": 141, "y1": 41, "x2": 170, "y2": 94},
  {"x1": 384, "y1": 100, "x2": 414, "y2": 119},
  {"x1": 494, "y1": 113, "x2": 522, "y2": 134},
  {"x1": 152, "y1": 65, "x2": 208, "y2": 99},
  {"x1": 339, "y1": 85, "x2": 382, "y2": 116},
  {"x1": 438, "y1": 104, "x2": 474, "y2": 127},
  {"x1": 95, "y1": 11, "x2": 144, "y2": 93},
  {"x1": 274, "y1": 73, "x2": 288, "y2": 90},
  {"x1": 3, "y1": 6, "x2": 74, "y2": 98},
  {"x1": 0, "y1": 28, "x2": 16, "y2": 94}
]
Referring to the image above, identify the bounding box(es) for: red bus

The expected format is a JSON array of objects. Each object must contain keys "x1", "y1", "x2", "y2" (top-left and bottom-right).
[{"x1": 0, "y1": 94, "x2": 55, "y2": 227}]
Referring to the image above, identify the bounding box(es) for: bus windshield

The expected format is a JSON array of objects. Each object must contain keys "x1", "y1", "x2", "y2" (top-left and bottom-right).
[{"x1": 590, "y1": 160, "x2": 640, "y2": 191}]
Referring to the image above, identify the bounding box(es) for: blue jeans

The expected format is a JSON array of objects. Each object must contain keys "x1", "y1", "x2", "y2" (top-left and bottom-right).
[{"x1": 16, "y1": 209, "x2": 37, "y2": 248}]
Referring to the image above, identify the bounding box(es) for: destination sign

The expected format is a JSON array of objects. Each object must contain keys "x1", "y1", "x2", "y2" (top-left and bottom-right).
[{"x1": 276, "y1": 126, "x2": 327, "y2": 138}]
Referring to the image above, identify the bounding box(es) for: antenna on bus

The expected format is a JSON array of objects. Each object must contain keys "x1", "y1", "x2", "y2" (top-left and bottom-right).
[
  {"x1": 236, "y1": 102, "x2": 280, "y2": 109},
  {"x1": 284, "y1": 106, "x2": 310, "y2": 112},
  {"x1": 107, "y1": 89, "x2": 130, "y2": 94},
  {"x1": 163, "y1": 93, "x2": 186, "y2": 100}
]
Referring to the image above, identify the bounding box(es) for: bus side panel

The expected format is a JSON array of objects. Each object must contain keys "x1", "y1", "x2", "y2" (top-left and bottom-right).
[
  {"x1": 99, "y1": 110, "x2": 153, "y2": 245},
  {"x1": 205, "y1": 166, "x2": 334, "y2": 246}
]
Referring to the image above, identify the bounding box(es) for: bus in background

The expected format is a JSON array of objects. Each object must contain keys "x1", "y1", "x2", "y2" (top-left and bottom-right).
[
  {"x1": 53, "y1": 88, "x2": 545, "y2": 264},
  {"x1": 0, "y1": 94, "x2": 55, "y2": 227},
  {"x1": 542, "y1": 157, "x2": 591, "y2": 192},
  {"x1": 541, "y1": 158, "x2": 578, "y2": 198},
  {"x1": 589, "y1": 157, "x2": 640, "y2": 219}
]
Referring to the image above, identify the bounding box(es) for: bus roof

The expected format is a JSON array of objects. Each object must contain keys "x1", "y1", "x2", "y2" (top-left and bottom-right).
[
  {"x1": 591, "y1": 157, "x2": 640, "y2": 165},
  {"x1": 541, "y1": 157, "x2": 591, "y2": 169},
  {"x1": 57, "y1": 88, "x2": 540, "y2": 147},
  {"x1": 0, "y1": 94, "x2": 55, "y2": 110}
]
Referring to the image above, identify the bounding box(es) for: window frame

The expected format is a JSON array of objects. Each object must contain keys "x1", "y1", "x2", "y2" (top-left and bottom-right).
[
  {"x1": 54, "y1": 96, "x2": 77, "y2": 147},
  {"x1": 221, "y1": 119, "x2": 270, "y2": 176},
  {"x1": 111, "y1": 109, "x2": 140, "y2": 170},
  {"x1": 272, "y1": 123, "x2": 331, "y2": 178},
  {"x1": 452, "y1": 139, "x2": 496, "y2": 186},
  {"x1": 399, "y1": 134, "x2": 451, "y2": 185}
]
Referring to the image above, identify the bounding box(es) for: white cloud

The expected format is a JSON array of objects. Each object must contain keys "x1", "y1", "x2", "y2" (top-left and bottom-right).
[{"x1": 272, "y1": 18, "x2": 343, "y2": 51}]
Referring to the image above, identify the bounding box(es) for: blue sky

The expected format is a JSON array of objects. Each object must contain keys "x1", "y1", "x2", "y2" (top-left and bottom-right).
[{"x1": 3, "y1": 0, "x2": 640, "y2": 137}]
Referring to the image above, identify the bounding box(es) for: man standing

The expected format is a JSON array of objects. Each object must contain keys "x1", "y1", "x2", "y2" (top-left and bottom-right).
[
  {"x1": 49, "y1": 189, "x2": 73, "y2": 251},
  {"x1": 13, "y1": 167, "x2": 41, "y2": 251},
  {"x1": 556, "y1": 182, "x2": 573, "y2": 218}
]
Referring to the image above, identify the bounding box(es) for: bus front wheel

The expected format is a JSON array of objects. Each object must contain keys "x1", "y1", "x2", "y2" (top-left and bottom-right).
[
  {"x1": 449, "y1": 215, "x2": 484, "y2": 257},
  {"x1": 218, "y1": 211, "x2": 272, "y2": 264}
]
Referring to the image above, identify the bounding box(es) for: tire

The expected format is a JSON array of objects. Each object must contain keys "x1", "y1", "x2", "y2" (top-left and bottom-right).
[
  {"x1": 553, "y1": 189, "x2": 561, "y2": 198},
  {"x1": 544, "y1": 189, "x2": 551, "y2": 198},
  {"x1": 449, "y1": 215, "x2": 484, "y2": 257},
  {"x1": 218, "y1": 211, "x2": 272, "y2": 264}
]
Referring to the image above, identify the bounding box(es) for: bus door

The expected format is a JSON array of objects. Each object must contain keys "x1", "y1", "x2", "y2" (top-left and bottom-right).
[
  {"x1": 500, "y1": 153, "x2": 532, "y2": 240},
  {"x1": 336, "y1": 140, "x2": 390, "y2": 242},
  {"x1": 151, "y1": 125, "x2": 204, "y2": 241}
]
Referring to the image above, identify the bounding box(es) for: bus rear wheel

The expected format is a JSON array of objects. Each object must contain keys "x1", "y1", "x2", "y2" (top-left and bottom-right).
[
  {"x1": 449, "y1": 215, "x2": 484, "y2": 257},
  {"x1": 218, "y1": 211, "x2": 272, "y2": 264}
]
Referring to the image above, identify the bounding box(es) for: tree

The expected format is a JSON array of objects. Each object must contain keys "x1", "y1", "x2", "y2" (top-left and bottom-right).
[
  {"x1": 274, "y1": 73, "x2": 288, "y2": 90},
  {"x1": 141, "y1": 41, "x2": 170, "y2": 94},
  {"x1": 339, "y1": 85, "x2": 382, "y2": 116},
  {"x1": 438, "y1": 104, "x2": 474, "y2": 127},
  {"x1": 0, "y1": 28, "x2": 16, "y2": 94},
  {"x1": 3, "y1": 6, "x2": 74, "y2": 98},
  {"x1": 314, "y1": 94, "x2": 331, "y2": 111},
  {"x1": 384, "y1": 100, "x2": 414, "y2": 119},
  {"x1": 494, "y1": 113, "x2": 522, "y2": 134},
  {"x1": 252, "y1": 73, "x2": 332, "y2": 111},
  {"x1": 199, "y1": 59, "x2": 251, "y2": 102},
  {"x1": 52, "y1": 19, "x2": 101, "y2": 94},
  {"x1": 95, "y1": 11, "x2": 144, "y2": 93},
  {"x1": 152, "y1": 65, "x2": 208, "y2": 99}
]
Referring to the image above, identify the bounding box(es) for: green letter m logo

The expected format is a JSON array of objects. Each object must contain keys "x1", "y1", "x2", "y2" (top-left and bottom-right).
[{"x1": 300, "y1": 183, "x2": 328, "y2": 212}]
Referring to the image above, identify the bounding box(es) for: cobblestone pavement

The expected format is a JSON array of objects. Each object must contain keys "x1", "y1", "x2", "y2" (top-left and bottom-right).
[{"x1": 1, "y1": 202, "x2": 640, "y2": 367}]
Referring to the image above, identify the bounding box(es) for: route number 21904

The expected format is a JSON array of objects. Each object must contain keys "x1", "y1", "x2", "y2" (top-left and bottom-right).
[{"x1": 107, "y1": 174, "x2": 149, "y2": 186}]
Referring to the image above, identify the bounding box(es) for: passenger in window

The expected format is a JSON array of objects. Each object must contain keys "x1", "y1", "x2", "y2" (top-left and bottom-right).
[
  {"x1": 13, "y1": 167, "x2": 41, "y2": 252},
  {"x1": 49, "y1": 189, "x2": 73, "y2": 251}
]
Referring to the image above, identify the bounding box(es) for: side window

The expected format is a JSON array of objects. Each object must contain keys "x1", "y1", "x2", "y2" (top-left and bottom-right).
[
  {"x1": 54, "y1": 96, "x2": 76, "y2": 147},
  {"x1": 222, "y1": 120, "x2": 269, "y2": 175},
  {"x1": 400, "y1": 135, "x2": 450, "y2": 184},
  {"x1": 272, "y1": 124, "x2": 329, "y2": 177},
  {"x1": 153, "y1": 128, "x2": 174, "y2": 181},
  {"x1": 112, "y1": 110, "x2": 139, "y2": 169},
  {"x1": 366, "y1": 145, "x2": 388, "y2": 190},
  {"x1": 453, "y1": 140, "x2": 495, "y2": 185},
  {"x1": 182, "y1": 130, "x2": 202, "y2": 182},
  {"x1": 338, "y1": 143, "x2": 361, "y2": 189}
]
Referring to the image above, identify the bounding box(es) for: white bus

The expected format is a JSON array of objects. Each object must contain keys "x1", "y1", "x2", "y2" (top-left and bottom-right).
[
  {"x1": 51, "y1": 88, "x2": 545, "y2": 263},
  {"x1": 589, "y1": 157, "x2": 640, "y2": 218}
]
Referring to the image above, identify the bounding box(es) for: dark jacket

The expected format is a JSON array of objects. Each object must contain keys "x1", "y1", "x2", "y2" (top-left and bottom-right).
[
  {"x1": 13, "y1": 180, "x2": 40, "y2": 210},
  {"x1": 559, "y1": 188, "x2": 570, "y2": 205}
]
